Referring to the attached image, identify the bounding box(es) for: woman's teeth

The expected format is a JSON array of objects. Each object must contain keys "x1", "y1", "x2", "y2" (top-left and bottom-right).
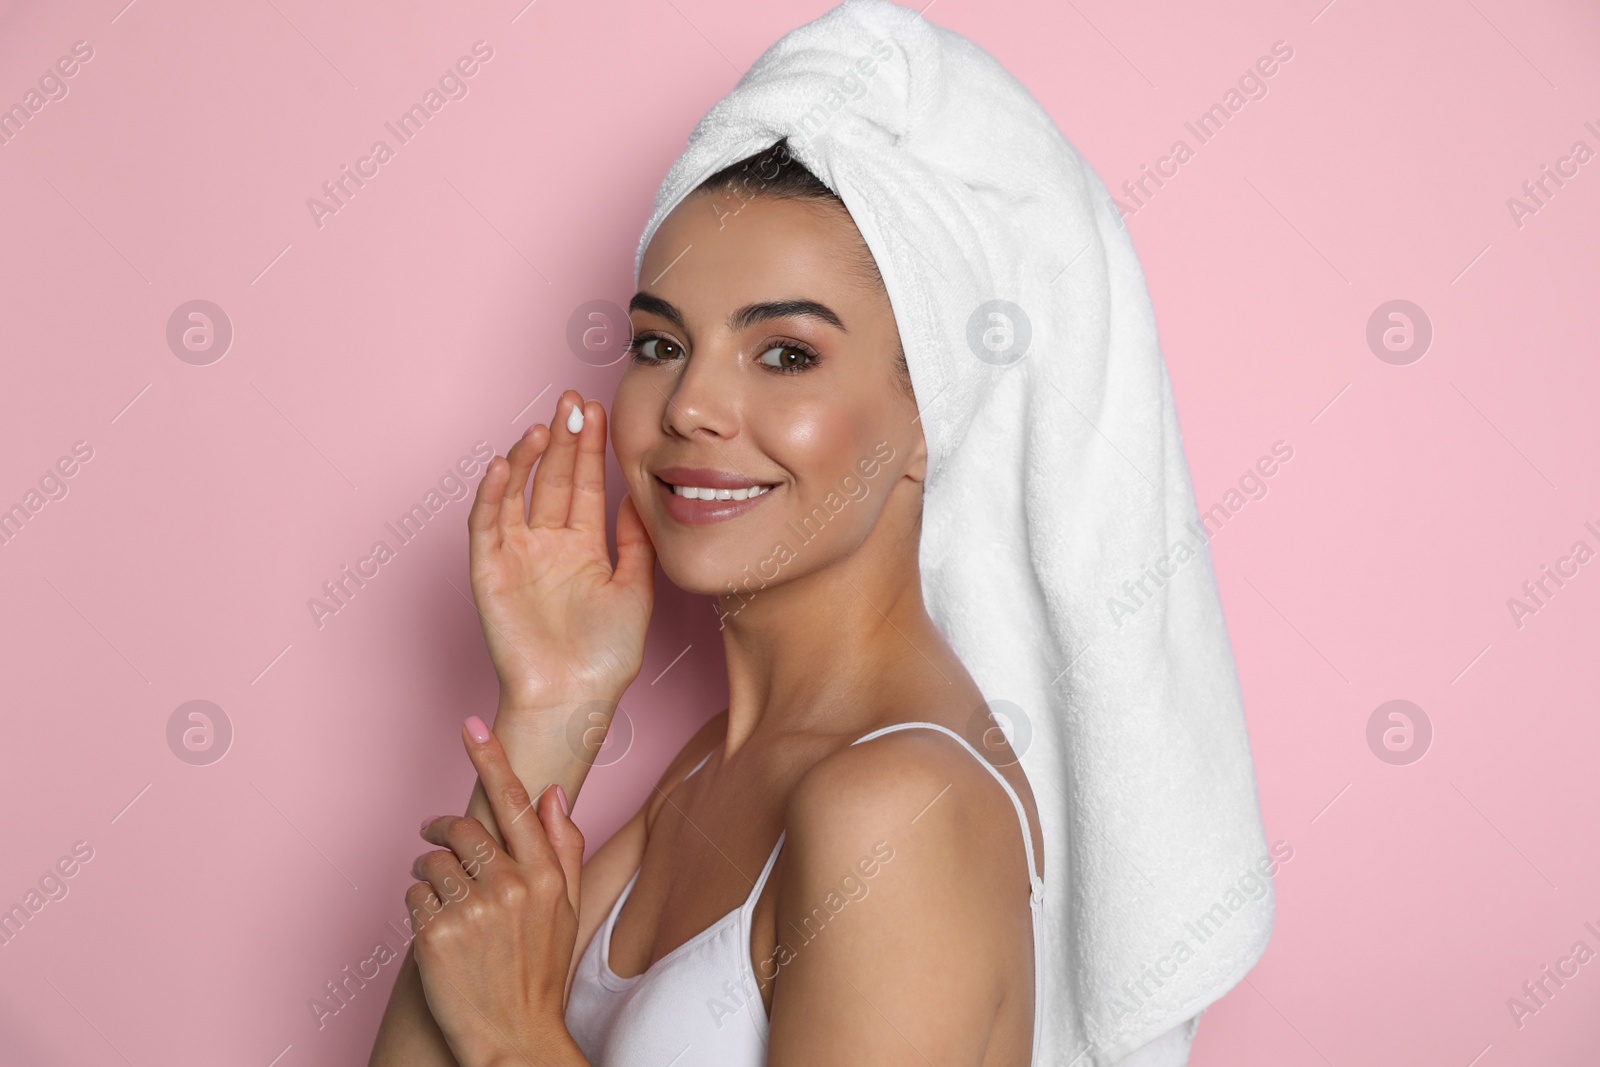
[{"x1": 671, "y1": 484, "x2": 772, "y2": 501}]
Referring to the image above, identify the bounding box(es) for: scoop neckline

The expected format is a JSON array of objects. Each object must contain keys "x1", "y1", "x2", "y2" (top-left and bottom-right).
[{"x1": 596, "y1": 868, "x2": 750, "y2": 991}]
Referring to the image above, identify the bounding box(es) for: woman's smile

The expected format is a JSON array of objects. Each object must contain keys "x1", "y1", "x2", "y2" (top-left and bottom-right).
[{"x1": 653, "y1": 466, "x2": 784, "y2": 526}]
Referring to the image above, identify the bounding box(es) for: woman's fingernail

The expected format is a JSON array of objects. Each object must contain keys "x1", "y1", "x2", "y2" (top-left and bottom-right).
[
  {"x1": 464, "y1": 715, "x2": 491, "y2": 744},
  {"x1": 566, "y1": 401, "x2": 585, "y2": 434},
  {"x1": 420, "y1": 816, "x2": 433, "y2": 833},
  {"x1": 556, "y1": 784, "x2": 570, "y2": 817}
]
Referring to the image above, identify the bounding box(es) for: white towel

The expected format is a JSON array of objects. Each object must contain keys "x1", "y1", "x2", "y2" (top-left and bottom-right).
[{"x1": 631, "y1": 1, "x2": 1275, "y2": 1063}]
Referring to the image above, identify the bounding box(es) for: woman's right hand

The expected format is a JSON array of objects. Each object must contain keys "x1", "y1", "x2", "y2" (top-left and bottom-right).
[{"x1": 467, "y1": 390, "x2": 657, "y2": 717}]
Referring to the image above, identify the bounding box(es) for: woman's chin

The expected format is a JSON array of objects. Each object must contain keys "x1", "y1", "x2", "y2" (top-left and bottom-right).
[
  {"x1": 654, "y1": 552, "x2": 739, "y2": 599},
  {"x1": 654, "y1": 547, "x2": 777, "y2": 603}
]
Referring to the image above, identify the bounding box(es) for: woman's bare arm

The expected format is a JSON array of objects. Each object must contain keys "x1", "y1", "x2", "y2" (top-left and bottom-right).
[
  {"x1": 764, "y1": 732, "x2": 1035, "y2": 1066},
  {"x1": 368, "y1": 705, "x2": 727, "y2": 1066},
  {"x1": 367, "y1": 942, "x2": 455, "y2": 1065},
  {"x1": 368, "y1": 695, "x2": 628, "y2": 1066},
  {"x1": 370, "y1": 391, "x2": 658, "y2": 1064}
]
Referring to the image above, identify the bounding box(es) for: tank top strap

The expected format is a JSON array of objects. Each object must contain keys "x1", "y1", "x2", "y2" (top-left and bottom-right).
[
  {"x1": 740, "y1": 830, "x2": 788, "y2": 916},
  {"x1": 739, "y1": 721, "x2": 1043, "y2": 915},
  {"x1": 848, "y1": 722, "x2": 1043, "y2": 901},
  {"x1": 681, "y1": 747, "x2": 716, "y2": 783}
]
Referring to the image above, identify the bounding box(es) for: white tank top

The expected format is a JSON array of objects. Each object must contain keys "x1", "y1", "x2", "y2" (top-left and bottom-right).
[{"x1": 564, "y1": 721, "x2": 1046, "y2": 1065}]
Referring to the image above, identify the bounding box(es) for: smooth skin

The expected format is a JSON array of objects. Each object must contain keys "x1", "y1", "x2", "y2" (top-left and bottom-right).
[
  {"x1": 369, "y1": 189, "x2": 1044, "y2": 1066},
  {"x1": 407, "y1": 723, "x2": 586, "y2": 1065}
]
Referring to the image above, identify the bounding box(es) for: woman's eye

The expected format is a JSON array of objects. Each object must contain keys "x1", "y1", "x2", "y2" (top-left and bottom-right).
[
  {"x1": 758, "y1": 343, "x2": 818, "y2": 372},
  {"x1": 628, "y1": 335, "x2": 683, "y2": 363}
]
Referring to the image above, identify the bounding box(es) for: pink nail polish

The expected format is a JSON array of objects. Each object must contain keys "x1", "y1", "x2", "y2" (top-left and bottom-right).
[
  {"x1": 464, "y1": 715, "x2": 491, "y2": 743},
  {"x1": 420, "y1": 817, "x2": 432, "y2": 833},
  {"x1": 556, "y1": 784, "x2": 570, "y2": 817}
]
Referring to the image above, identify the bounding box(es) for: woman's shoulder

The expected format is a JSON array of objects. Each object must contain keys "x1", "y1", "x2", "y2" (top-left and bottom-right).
[
  {"x1": 783, "y1": 721, "x2": 1039, "y2": 884},
  {"x1": 768, "y1": 723, "x2": 1037, "y2": 1010},
  {"x1": 787, "y1": 726, "x2": 1024, "y2": 844}
]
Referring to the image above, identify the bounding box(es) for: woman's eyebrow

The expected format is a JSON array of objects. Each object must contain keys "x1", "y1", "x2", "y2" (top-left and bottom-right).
[
  {"x1": 729, "y1": 298, "x2": 848, "y2": 333},
  {"x1": 628, "y1": 291, "x2": 685, "y2": 330},
  {"x1": 628, "y1": 292, "x2": 848, "y2": 333}
]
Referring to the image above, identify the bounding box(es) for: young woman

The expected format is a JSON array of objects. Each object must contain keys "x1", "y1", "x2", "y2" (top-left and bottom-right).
[
  {"x1": 370, "y1": 2, "x2": 1272, "y2": 1064},
  {"x1": 370, "y1": 137, "x2": 1047, "y2": 1066}
]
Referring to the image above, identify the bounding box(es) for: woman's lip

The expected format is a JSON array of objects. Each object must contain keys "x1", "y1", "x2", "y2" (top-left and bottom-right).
[
  {"x1": 653, "y1": 466, "x2": 774, "y2": 491},
  {"x1": 655, "y1": 475, "x2": 780, "y2": 527}
]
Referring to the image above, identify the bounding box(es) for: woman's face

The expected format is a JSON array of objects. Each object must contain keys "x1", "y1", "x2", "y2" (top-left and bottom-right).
[{"x1": 611, "y1": 191, "x2": 926, "y2": 599}]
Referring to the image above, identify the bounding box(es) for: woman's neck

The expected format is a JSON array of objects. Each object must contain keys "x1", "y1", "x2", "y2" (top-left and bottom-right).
[{"x1": 713, "y1": 504, "x2": 967, "y2": 758}]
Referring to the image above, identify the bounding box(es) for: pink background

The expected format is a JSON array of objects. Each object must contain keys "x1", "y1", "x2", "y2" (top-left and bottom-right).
[{"x1": 2, "y1": 0, "x2": 1597, "y2": 1063}]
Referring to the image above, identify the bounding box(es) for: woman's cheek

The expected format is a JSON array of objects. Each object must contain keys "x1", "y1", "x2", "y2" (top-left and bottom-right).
[
  {"x1": 609, "y1": 375, "x2": 655, "y2": 492},
  {"x1": 763, "y1": 397, "x2": 873, "y2": 479}
]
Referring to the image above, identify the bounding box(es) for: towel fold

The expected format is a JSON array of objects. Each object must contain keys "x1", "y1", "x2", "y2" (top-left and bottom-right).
[{"x1": 633, "y1": 2, "x2": 1275, "y2": 1062}]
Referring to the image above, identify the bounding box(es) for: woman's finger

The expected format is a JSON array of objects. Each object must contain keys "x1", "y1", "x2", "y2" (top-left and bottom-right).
[
  {"x1": 460, "y1": 716, "x2": 552, "y2": 865},
  {"x1": 498, "y1": 423, "x2": 549, "y2": 530},
  {"x1": 461, "y1": 717, "x2": 586, "y2": 916},
  {"x1": 411, "y1": 849, "x2": 472, "y2": 907},
  {"x1": 527, "y1": 392, "x2": 585, "y2": 529},
  {"x1": 467, "y1": 452, "x2": 508, "y2": 554},
  {"x1": 612, "y1": 492, "x2": 658, "y2": 598},
  {"x1": 421, "y1": 815, "x2": 502, "y2": 881},
  {"x1": 404, "y1": 879, "x2": 443, "y2": 927},
  {"x1": 567, "y1": 400, "x2": 609, "y2": 540},
  {"x1": 539, "y1": 784, "x2": 586, "y2": 917}
]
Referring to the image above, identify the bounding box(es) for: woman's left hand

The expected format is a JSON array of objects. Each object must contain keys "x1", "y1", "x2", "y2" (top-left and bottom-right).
[{"x1": 407, "y1": 717, "x2": 587, "y2": 1067}]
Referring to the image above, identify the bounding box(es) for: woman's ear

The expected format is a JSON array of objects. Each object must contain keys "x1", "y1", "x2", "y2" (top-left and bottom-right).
[{"x1": 905, "y1": 425, "x2": 929, "y2": 483}]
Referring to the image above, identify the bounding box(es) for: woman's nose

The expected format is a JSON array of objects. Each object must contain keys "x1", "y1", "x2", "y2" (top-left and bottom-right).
[{"x1": 662, "y1": 339, "x2": 740, "y2": 440}]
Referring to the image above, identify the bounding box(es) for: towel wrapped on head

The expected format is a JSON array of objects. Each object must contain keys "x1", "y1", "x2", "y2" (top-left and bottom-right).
[{"x1": 634, "y1": 1, "x2": 1275, "y2": 1062}]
